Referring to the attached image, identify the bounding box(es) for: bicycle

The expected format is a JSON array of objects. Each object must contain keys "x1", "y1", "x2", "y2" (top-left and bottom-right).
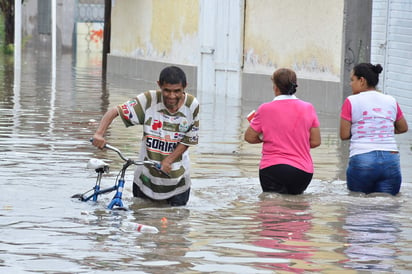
[{"x1": 72, "y1": 142, "x2": 168, "y2": 210}]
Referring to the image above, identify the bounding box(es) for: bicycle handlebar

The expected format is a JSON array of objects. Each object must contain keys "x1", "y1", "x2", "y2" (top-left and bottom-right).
[
  {"x1": 90, "y1": 139, "x2": 169, "y2": 177},
  {"x1": 104, "y1": 143, "x2": 155, "y2": 166},
  {"x1": 104, "y1": 143, "x2": 129, "y2": 162}
]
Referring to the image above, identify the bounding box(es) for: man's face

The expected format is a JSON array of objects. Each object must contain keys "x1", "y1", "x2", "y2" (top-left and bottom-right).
[{"x1": 159, "y1": 82, "x2": 185, "y2": 112}]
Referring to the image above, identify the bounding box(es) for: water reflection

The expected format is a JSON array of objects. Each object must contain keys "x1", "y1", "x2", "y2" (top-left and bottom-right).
[
  {"x1": 252, "y1": 194, "x2": 314, "y2": 272},
  {"x1": 342, "y1": 197, "x2": 400, "y2": 271},
  {"x1": 1, "y1": 44, "x2": 412, "y2": 273}
]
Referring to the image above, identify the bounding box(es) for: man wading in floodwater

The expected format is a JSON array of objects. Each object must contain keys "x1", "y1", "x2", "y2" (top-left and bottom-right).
[{"x1": 92, "y1": 66, "x2": 200, "y2": 206}]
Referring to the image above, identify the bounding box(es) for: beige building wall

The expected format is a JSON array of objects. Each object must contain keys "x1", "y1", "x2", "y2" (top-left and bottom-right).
[
  {"x1": 110, "y1": 0, "x2": 344, "y2": 82},
  {"x1": 243, "y1": 0, "x2": 344, "y2": 82},
  {"x1": 110, "y1": 0, "x2": 200, "y2": 65},
  {"x1": 107, "y1": 0, "x2": 370, "y2": 122},
  {"x1": 109, "y1": 0, "x2": 345, "y2": 85}
]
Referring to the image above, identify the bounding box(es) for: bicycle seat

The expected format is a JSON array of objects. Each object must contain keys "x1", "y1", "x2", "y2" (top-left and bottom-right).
[{"x1": 87, "y1": 158, "x2": 109, "y2": 170}]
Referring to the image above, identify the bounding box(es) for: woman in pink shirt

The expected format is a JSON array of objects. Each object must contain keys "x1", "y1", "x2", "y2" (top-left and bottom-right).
[{"x1": 244, "y1": 68, "x2": 321, "y2": 194}]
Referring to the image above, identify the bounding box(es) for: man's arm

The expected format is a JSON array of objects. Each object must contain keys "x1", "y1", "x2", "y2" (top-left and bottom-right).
[
  {"x1": 161, "y1": 143, "x2": 189, "y2": 173},
  {"x1": 92, "y1": 107, "x2": 119, "y2": 148}
]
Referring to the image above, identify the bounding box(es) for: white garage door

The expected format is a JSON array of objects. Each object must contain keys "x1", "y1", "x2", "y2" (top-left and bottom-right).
[{"x1": 371, "y1": 0, "x2": 412, "y2": 121}]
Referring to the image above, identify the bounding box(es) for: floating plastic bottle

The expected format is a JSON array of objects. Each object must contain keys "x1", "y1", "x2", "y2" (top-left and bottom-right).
[{"x1": 123, "y1": 222, "x2": 159, "y2": 234}]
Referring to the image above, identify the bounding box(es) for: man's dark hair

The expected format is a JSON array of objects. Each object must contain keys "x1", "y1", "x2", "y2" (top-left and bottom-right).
[{"x1": 159, "y1": 66, "x2": 187, "y2": 87}]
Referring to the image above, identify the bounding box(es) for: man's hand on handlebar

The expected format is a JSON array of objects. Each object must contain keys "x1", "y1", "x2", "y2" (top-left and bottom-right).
[
  {"x1": 92, "y1": 134, "x2": 106, "y2": 149},
  {"x1": 160, "y1": 159, "x2": 173, "y2": 174}
]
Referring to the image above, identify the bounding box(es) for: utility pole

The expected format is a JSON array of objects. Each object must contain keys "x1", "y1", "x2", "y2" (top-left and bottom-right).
[{"x1": 102, "y1": 0, "x2": 111, "y2": 75}]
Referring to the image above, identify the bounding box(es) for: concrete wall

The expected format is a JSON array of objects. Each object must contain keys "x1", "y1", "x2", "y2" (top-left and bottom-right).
[
  {"x1": 18, "y1": 0, "x2": 375, "y2": 119},
  {"x1": 110, "y1": 0, "x2": 199, "y2": 65},
  {"x1": 243, "y1": 0, "x2": 344, "y2": 81},
  {"x1": 106, "y1": 0, "x2": 372, "y2": 118},
  {"x1": 341, "y1": 0, "x2": 372, "y2": 98},
  {"x1": 241, "y1": 0, "x2": 346, "y2": 117},
  {"x1": 107, "y1": 55, "x2": 198, "y2": 95}
]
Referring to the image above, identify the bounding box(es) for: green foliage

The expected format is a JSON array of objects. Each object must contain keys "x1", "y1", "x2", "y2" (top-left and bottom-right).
[
  {"x1": 4, "y1": 43, "x2": 13, "y2": 54},
  {"x1": 0, "y1": 1, "x2": 29, "y2": 54},
  {"x1": 0, "y1": 2, "x2": 12, "y2": 54},
  {"x1": 0, "y1": 11, "x2": 11, "y2": 54}
]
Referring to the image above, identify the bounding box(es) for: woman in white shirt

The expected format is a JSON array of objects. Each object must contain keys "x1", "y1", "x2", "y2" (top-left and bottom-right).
[{"x1": 340, "y1": 63, "x2": 408, "y2": 195}]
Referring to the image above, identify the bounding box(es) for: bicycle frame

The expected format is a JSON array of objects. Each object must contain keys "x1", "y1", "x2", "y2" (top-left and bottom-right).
[
  {"x1": 72, "y1": 143, "x2": 166, "y2": 210},
  {"x1": 106, "y1": 158, "x2": 133, "y2": 209}
]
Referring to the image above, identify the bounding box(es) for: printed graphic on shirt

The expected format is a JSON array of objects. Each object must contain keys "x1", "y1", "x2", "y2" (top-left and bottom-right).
[
  {"x1": 355, "y1": 108, "x2": 395, "y2": 140},
  {"x1": 119, "y1": 100, "x2": 137, "y2": 121},
  {"x1": 118, "y1": 99, "x2": 144, "y2": 126},
  {"x1": 152, "y1": 120, "x2": 162, "y2": 130},
  {"x1": 178, "y1": 118, "x2": 189, "y2": 132}
]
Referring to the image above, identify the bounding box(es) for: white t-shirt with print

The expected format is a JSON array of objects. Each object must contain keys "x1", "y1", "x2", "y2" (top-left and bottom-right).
[{"x1": 341, "y1": 90, "x2": 403, "y2": 157}]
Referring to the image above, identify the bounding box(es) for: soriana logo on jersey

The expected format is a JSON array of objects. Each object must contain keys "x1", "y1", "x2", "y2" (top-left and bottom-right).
[{"x1": 152, "y1": 120, "x2": 162, "y2": 130}]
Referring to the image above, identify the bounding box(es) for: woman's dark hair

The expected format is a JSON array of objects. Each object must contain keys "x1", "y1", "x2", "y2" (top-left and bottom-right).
[
  {"x1": 352, "y1": 63, "x2": 383, "y2": 87},
  {"x1": 159, "y1": 66, "x2": 187, "y2": 87},
  {"x1": 272, "y1": 68, "x2": 298, "y2": 95}
]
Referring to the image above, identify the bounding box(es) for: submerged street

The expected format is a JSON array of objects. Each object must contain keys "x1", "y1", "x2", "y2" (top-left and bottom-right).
[{"x1": 0, "y1": 44, "x2": 412, "y2": 273}]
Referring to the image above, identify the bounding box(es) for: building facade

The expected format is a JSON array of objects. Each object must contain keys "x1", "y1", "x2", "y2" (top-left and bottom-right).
[{"x1": 20, "y1": 0, "x2": 411, "y2": 121}]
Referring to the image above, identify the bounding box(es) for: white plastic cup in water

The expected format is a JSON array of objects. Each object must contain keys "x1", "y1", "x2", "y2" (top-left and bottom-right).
[{"x1": 123, "y1": 222, "x2": 159, "y2": 234}]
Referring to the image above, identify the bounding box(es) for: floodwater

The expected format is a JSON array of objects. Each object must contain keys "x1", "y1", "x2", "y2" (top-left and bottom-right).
[{"x1": 1, "y1": 45, "x2": 412, "y2": 274}]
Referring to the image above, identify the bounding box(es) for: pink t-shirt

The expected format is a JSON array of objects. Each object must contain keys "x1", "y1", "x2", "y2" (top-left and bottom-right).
[
  {"x1": 250, "y1": 96, "x2": 320, "y2": 173},
  {"x1": 340, "y1": 90, "x2": 404, "y2": 157}
]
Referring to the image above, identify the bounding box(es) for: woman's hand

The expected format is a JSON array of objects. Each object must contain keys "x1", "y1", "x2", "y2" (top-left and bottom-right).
[{"x1": 244, "y1": 126, "x2": 263, "y2": 144}]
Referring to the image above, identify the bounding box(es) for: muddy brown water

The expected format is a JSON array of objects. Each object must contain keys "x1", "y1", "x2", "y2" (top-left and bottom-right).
[{"x1": 1, "y1": 46, "x2": 412, "y2": 273}]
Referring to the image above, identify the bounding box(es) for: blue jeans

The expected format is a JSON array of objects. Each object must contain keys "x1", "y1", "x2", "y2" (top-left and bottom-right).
[{"x1": 346, "y1": 150, "x2": 401, "y2": 195}]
